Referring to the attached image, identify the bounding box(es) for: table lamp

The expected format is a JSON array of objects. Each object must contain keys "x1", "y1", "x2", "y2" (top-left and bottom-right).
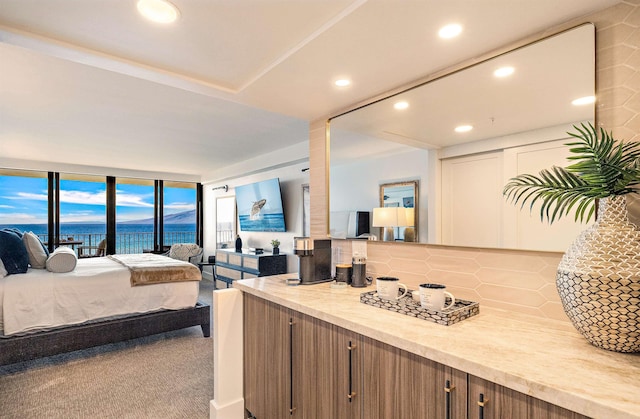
[
  {"x1": 372, "y1": 207, "x2": 408, "y2": 241},
  {"x1": 403, "y1": 207, "x2": 416, "y2": 242}
]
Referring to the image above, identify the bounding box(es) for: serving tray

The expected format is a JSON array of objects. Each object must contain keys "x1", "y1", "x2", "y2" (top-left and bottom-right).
[{"x1": 360, "y1": 290, "x2": 479, "y2": 326}]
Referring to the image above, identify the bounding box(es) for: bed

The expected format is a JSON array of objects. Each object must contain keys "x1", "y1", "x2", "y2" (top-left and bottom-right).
[{"x1": 0, "y1": 254, "x2": 210, "y2": 366}]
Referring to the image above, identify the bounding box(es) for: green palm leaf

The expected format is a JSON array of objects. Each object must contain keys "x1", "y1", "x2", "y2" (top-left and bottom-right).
[{"x1": 503, "y1": 123, "x2": 640, "y2": 224}]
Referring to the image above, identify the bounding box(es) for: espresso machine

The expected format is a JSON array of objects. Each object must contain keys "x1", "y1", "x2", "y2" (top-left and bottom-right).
[{"x1": 293, "y1": 237, "x2": 332, "y2": 285}]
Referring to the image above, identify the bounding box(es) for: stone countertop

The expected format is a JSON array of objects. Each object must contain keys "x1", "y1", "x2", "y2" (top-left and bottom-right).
[{"x1": 235, "y1": 274, "x2": 640, "y2": 419}]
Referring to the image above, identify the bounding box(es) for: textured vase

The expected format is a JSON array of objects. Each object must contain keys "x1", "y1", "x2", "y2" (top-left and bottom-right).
[{"x1": 556, "y1": 196, "x2": 640, "y2": 352}]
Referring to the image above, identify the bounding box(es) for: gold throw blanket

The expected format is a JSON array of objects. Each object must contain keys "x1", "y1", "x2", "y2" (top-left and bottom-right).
[{"x1": 108, "y1": 254, "x2": 202, "y2": 286}]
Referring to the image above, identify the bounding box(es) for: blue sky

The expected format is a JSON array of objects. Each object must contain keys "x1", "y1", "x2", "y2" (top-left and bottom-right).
[{"x1": 0, "y1": 176, "x2": 195, "y2": 224}]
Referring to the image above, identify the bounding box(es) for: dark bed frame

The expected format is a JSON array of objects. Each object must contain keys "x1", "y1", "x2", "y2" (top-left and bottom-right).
[{"x1": 0, "y1": 302, "x2": 210, "y2": 366}]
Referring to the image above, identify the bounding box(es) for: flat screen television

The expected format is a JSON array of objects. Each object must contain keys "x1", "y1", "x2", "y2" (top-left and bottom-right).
[{"x1": 236, "y1": 177, "x2": 286, "y2": 232}]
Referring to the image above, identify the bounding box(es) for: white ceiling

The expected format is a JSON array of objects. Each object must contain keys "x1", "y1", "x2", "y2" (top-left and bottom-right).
[
  {"x1": 330, "y1": 23, "x2": 595, "y2": 165},
  {"x1": 0, "y1": 0, "x2": 618, "y2": 179}
]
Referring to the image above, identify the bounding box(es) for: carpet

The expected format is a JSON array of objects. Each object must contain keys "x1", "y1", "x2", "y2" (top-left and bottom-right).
[{"x1": 0, "y1": 279, "x2": 217, "y2": 419}]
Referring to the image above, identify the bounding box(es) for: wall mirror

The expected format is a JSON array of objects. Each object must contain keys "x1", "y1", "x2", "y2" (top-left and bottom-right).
[
  {"x1": 376, "y1": 181, "x2": 418, "y2": 242},
  {"x1": 328, "y1": 23, "x2": 595, "y2": 251}
]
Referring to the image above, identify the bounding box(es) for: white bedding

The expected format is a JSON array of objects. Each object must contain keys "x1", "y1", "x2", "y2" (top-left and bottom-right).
[{"x1": 0, "y1": 256, "x2": 199, "y2": 336}]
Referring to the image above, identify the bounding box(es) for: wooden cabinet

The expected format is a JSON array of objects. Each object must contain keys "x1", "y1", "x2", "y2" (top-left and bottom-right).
[
  {"x1": 468, "y1": 375, "x2": 589, "y2": 419},
  {"x1": 215, "y1": 249, "x2": 286, "y2": 286},
  {"x1": 244, "y1": 293, "x2": 362, "y2": 419},
  {"x1": 361, "y1": 336, "x2": 467, "y2": 419},
  {"x1": 244, "y1": 293, "x2": 291, "y2": 418},
  {"x1": 292, "y1": 313, "x2": 362, "y2": 419},
  {"x1": 244, "y1": 294, "x2": 588, "y2": 419}
]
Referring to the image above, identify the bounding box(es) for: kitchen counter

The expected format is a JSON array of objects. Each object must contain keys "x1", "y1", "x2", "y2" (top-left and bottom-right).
[{"x1": 235, "y1": 274, "x2": 640, "y2": 419}]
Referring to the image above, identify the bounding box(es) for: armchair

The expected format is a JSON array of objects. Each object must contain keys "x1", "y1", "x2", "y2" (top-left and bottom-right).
[{"x1": 166, "y1": 243, "x2": 203, "y2": 266}]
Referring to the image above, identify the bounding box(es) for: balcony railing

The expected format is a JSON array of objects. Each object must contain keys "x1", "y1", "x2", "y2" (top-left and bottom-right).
[
  {"x1": 217, "y1": 228, "x2": 234, "y2": 247},
  {"x1": 37, "y1": 231, "x2": 197, "y2": 255}
]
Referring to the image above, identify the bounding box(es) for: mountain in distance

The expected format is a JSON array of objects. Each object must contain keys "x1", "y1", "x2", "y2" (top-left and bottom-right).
[{"x1": 120, "y1": 209, "x2": 196, "y2": 225}]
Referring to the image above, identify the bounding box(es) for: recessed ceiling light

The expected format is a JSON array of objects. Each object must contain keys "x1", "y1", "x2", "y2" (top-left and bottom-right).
[
  {"x1": 394, "y1": 101, "x2": 409, "y2": 110},
  {"x1": 494, "y1": 66, "x2": 515, "y2": 78},
  {"x1": 334, "y1": 79, "x2": 351, "y2": 87},
  {"x1": 455, "y1": 125, "x2": 473, "y2": 133},
  {"x1": 137, "y1": 0, "x2": 180, "y2": 24},
  {"x1": 571, "y1": 95, "x2": 596, "y2": 106},
  {"x1": 438, "y1": 24, "x2": 462, "y2": 39}
]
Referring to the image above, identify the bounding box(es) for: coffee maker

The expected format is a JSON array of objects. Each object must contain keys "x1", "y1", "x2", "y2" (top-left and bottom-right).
[{"x1": 293, "y1": 237, "x2": 332, "y2": 285}]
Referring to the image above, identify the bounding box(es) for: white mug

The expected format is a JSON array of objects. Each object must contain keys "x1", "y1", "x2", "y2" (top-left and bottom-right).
[
  {"x1": 376, "y1": 277, "x2": 408, "y2": 300},
  {"x1": 419, "y1": 283, "x2": 455, "y2": 311}
]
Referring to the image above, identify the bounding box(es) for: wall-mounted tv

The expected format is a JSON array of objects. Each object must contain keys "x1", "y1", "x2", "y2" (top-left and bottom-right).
[{"x1": 236, "y1": 177, "x2": 286, "y2": 232}]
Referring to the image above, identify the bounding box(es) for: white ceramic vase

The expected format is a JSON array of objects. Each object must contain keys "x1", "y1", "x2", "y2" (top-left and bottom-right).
[{"x1": 556, "y1": 195, "x2": 640, "y2": 352}]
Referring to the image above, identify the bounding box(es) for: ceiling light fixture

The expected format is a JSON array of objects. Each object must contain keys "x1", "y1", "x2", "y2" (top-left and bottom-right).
[
  {"x1": 137, "y1": 0, "x2": 180, "y2": 24},
  {"x1": 438, "y1": 24, "x2": 462, "y2": 39},
  {"x1": 455, "y1": 125, "x2": 473, "y2": 133},
  {"x1": 394, "y1": 101, "x2": 409, "y2": 110},
  {"x1": 334, "y1": 79, "x2": 351, "y2": 87},
  {"x1": 571, "y1": 95, "x2": 596, "y2": 106},
  {"x1": 494, "y1": 66, "x2": 515, "y2": 78}
]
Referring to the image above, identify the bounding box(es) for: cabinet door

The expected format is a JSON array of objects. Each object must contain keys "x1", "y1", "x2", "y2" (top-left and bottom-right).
[
  {"x1": 244, "y1": 293, "x2": 291, "y2": 418},
  {"x1": 362, "y1": 336, "x2": 466, "y2": 419},
  {"x1": 292, "y1": 312, "x2": 362, "y2": 419},
  {"x1": 468, "y1": 375, "x2": 589, "y2": 419},
  {"x1": 444, "y1": 366, "x2": 468, "y2": 419}
]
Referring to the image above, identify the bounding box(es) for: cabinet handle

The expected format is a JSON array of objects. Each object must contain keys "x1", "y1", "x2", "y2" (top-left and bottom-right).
[
  {"x1": 478, "y1": 393, "x2": 488, "y2": 419},
  {"x1": 289, "y1": 318, "x2": 295, "y2": 415},
  {"x1": 444, "y1": 380, "x2": 455, "y2": 419},
  {"x1": 347, "y1": 341, "x2": 356, "y2": 402}
]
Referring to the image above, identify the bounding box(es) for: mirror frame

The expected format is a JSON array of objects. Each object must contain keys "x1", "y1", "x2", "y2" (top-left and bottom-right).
[
  {"x1": 379, "y1": 180, "x2": 419, "y2": 242},
  {"x1": 325, "y1": 23, "x2": 595, "y2": 249}
]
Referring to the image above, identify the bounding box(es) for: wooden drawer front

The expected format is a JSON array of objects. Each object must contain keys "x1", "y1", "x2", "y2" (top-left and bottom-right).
[
  {"x1": 242, "y1": 271, "x2": 258, "y2": 279},
  {"x1": 243, "y1": 257, "x2": 259, "y2": 270},
  {"x1": 215, "y1": 251, "x2": 228, "y2": 263},
  {"x1": 228, "y1": 254, "x2": 242, "y2": 266},
  {"x1": 216, "y1": 266, "x2": 242, "y2": 280}
]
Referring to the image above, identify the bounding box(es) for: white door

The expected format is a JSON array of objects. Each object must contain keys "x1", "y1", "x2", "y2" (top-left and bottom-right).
[
  {"x1": 502, "y1": 139, "x2": 591, "y2": 251},
  {"x1": 441, "y1": 151, "x2": 503, "y2": 247}
]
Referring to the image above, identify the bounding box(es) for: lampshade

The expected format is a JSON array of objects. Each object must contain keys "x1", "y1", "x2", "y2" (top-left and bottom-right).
[
  {"x1": 372, "y1": 207, "x2": 409, "y2": 227},
  {"x1": 404, "y1": 207, "x2": 415, "y2": 227}
]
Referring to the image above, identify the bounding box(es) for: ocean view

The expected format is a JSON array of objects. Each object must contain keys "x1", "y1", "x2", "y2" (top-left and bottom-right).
[{"x1": 2, "y1": 223, "x2": 196, "y2": 254}]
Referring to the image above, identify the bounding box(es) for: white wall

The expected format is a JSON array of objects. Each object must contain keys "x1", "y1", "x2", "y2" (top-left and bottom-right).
[
  {"x1": 203, "y1": 141, "x2": 310, "y2": 274},
  {"x1": 330, "y1": 148, "x2": 430, "y2": 242}
]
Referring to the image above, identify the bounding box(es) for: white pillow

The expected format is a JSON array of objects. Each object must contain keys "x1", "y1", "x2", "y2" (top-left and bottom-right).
[
  {"x1": 46, "y1": 246, "x2": 77, "y2": 273},
  {"x1": 0, "y1": 258, "x2": 7, "y2": 278},
  {"x1": 23, "y1": 231, "x2": 49, "y2": 269}
]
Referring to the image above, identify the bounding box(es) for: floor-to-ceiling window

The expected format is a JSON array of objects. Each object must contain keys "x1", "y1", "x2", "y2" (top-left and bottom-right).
[
  {"x1": 0, "y1": 169, "x2": 49, "y2": 242},
  {"x1": 116, "y1": 178, "x2": 155, "y2": 254},
  {"x1": 58, "y1": 173, "x2": 107, "y2": 256},
  {"x1": 1, "y1": 167, "x2": 202, "y2": 255},
  {"x1": 163, "y1": 181, "x2": 197, "y2": 247}
]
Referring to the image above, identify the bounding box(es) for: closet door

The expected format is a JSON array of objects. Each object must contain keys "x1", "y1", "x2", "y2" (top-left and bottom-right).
[
  {"x1": 441, "y1": 151, "x2": 504, "y2": 248},
  {"x1": 502, "y1": 139, "x2": 590, "y2": 252}
]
